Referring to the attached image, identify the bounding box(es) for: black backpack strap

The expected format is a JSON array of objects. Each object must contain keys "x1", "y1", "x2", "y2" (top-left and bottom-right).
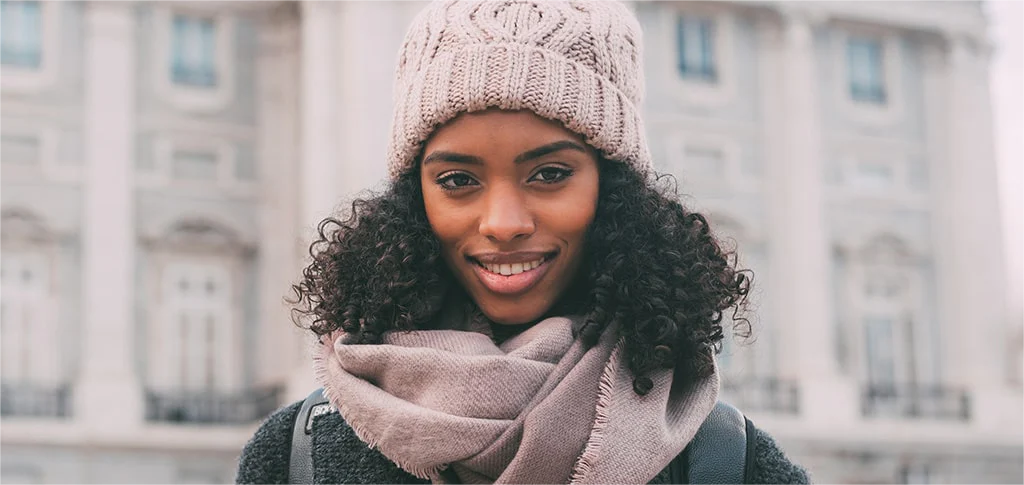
[
  {"x1": 671, "y1": 400, "x2": 749, "y2": 484},
  {"x1": 289, "y1": 388, "x2": 333, "y2": 484}
]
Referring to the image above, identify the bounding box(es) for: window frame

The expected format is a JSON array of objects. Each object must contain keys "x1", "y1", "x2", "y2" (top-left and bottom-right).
[
  {"x1": 155, "y1": 258, "x2": 239, "y2": 392},
  {"x1": 0, "y1": 237, "x2": 64, "y2": 389},
  {"x1": 151, "y1": 6, "x2": 236, "y2": 113},
  {"x1": 838, "y1": 235, "x2": 933, "y2": 387},
  {"x1": 675, "y1": 15, "x2": 717, "y2": 82},
  {"x1": 658, "y1": 4, "x2": 736, "y2": 108},
  {"x1": 142, "y1": 223, "x2": 252, "y2": 396},
  {"x1": 170, "y1": 14, "x2": 219, "y2": 88},
  {"x1": 0, "y1": 0, "x2": 44, "y2": 68},
  {"x1": 0, "y1": 0, "x2": 60, "y2": 93},
  {"x1": 833, "y1": 26, "x2": 905, "y2": 126},
  {"x1": 846, "y1": 36, "x2": 887, "y2": 104}
]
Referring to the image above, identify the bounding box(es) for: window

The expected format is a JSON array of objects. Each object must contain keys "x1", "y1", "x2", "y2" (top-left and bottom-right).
[
  {"x1": 847, "y1": 37, "x2": 886, "y2": 104},
  {"x1": 861, "y1": 267, "x2": 913, "y2": 385},
  {"x1": 171, "y1": 149, "x2": 219, "y2": 181},
  {"x1": 154, "y1": 261, "x2": 238, "y2": 392},
  {"x1": 676, "y1": 15, "x2": 716, "y2": 82},
  {"x1": 171, "y1": 15, "x2": 217, "y2": 87},
  {"x1": 684, "y1": 145, "x2": 726, "y2": 177},
  {"x1": 0, "y1": 134, "x2": 40, "y2": 165},
  {"x1": 864, "y1": 316, "x2": 896, "y2": 384},
  {"x1": 0, "y1": 251, "x2": 59, "y2": 385},
  {"x1": 901, "y1": 462, "x2": 933, "y2": 484},
  {"x1": 854, "y1": 160, "x2": 895, "y2": 190},
  {"x1": 0, "y1": 1, "x2": 42, "y2": 68}
]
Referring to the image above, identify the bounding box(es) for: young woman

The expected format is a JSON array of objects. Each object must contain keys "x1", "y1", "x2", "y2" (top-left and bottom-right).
[{"x1": 238, "y1": 1, "x2": 809, "y2": 483}]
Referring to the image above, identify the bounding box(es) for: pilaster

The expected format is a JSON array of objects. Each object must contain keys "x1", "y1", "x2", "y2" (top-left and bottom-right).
[
  {"x1": 765, "y1": 8, "x2": 855, "y2": 424},
  {"x1": 289, "y1": 0, "x2": 344, "y2": 400},
  {"x1": 941, "y1": 34, "x2": 1013, "y2": 434},
  {"x1": 77, "y1": 0, "x2": 142, "y2": 433},
  {"x1": 255, "y1": 3, "x2": 304, "y2": 397},
  {"x1": 336, "y1": 1, "x2": 409, "y2": 195}
]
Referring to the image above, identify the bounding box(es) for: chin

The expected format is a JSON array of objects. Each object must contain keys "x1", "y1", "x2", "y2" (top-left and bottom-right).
[{"x1": 477, "y1": 300, "x2": 551, "y2": 326}]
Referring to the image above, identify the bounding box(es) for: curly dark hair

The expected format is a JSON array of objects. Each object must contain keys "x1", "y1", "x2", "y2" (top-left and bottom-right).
[{"x1": 290, "y1": 158, "x2": 751, "y2": 392}]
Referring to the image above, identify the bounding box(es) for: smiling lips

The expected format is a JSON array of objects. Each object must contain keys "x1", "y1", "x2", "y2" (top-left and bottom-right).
[{"x1": 468, "y1": 252, "x2": 555, "y2": 295}]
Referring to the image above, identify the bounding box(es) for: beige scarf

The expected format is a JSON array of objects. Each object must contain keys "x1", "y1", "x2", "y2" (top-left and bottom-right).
[{"x1": 314, "y1": 316, "x2": 719, "y2": 484}]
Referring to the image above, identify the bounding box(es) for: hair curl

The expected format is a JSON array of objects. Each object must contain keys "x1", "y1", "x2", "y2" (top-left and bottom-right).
[{"x1": 290, "y1": 159, "x2": 751, "y2": 391}]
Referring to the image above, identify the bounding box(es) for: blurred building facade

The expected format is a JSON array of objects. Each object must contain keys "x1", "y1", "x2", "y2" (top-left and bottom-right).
[{"x1": 0, "y1": 1, "x2": 1020, "y2": 483}]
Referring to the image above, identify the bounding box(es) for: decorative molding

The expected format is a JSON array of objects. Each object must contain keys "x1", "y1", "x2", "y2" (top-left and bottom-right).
[
  {"x1": 0, "y1": 120, "x2": 78, "y2": 183},
  {"x1": 139, "y1": 133, "x2": 256, "y2": 197},
  {"x1": 664, "y1": 129, "x2": 760, "y2": 194},
  {"x1": 138, "y1": 116, "x2": 257, "y2": 141},
  {"x1": 793, "y1": 1, "x2": 988, "y2": 43},
  {"x1": 0, "y1": 209, "x2": 58, "y2": 244},
  {"x1": 154, "y1": 0, "x2": 280, "y2": 17},
  {"x1": 143, "y1": 217, "x2": 256, "y2": 257},
  {"x1": 0, "y1": 1, "x2": 61, "y2": 94},
  {"x1": 833, "y1": 227, "x2": 931, "y2": 264}
]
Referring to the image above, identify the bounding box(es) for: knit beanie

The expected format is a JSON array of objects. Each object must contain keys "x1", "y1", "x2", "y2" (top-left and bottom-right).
[{"x1": 386, "y1": 0, "x2": 651, "y2": 180}]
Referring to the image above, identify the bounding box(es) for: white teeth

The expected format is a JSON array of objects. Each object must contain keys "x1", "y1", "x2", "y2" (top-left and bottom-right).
[{"x1": 482, "y1": 258, "x2": 545, "y2": 275}]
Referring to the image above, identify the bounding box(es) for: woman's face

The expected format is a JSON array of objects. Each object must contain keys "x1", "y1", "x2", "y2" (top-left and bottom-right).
[{"x1": 421, "y1": 110, "x2": 600, "y2": 325}]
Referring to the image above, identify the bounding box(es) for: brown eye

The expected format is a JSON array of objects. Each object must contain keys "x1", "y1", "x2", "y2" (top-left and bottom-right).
[
  {"x1": 437, "y1": 172, "x2": 479, "y2": 191},
  {"x1": 529, "y1": 166, "x2": 573, "y2": 184}
]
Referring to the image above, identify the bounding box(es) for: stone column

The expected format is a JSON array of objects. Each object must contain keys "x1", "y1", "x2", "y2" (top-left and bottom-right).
[
  {"x1": 299, "y1": 1, "x2": 342, "y2": 234},
  {"x1": 941, "y1": 35, "x2": 1005, "y2": 388},
  {"x1": 255, "y1": 4, "x2": 304, "y2": 398},
  {"x1": 288, "y1": 0, "x2": 344, "y2": 400},
  {"x1": 76, "y1": 1, "x2": 142, "y2": 433},
  {"x1": 939, "y1": 34, "x2": 1016, "y2": 434},
  {"x1": 335, "y1": 1, "x2": 409, "y2": 195},
  {"x1": 763, "y1": 8, "x2": 851, "y2": 424}
]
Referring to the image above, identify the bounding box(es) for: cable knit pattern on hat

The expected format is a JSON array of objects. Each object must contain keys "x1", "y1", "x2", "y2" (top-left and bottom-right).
[{"x1": 387, "y1": 0, "x2": 651, "y2": 180}]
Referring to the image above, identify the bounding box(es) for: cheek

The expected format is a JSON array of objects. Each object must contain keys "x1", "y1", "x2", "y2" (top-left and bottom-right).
[
  {"x1": 422, "y1": 186, "x2": 464, "y2": 250},
  {"x1": 534, "y1": 179, "x2": 599, "y2": 246}
]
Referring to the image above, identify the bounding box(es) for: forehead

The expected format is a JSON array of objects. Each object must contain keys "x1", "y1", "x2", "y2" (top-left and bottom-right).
[{"x1": 424, "y1": 109, "x2": 590, "y2": 154}]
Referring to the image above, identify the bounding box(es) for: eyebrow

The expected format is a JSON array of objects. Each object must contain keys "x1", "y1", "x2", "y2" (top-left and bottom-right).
[{"x1": 421, "y1": 140, "x2": 589, "y2": 166}]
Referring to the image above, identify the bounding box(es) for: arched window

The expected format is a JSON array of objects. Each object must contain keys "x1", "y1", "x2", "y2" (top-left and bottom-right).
[
  {"x1": 144, "y1": 219, "x2": 248, "y2": 395},
  {"x1": 709, "y1": 214, "x2": 795, "y2": 413},
  {"x1": 141, "y1": 218, "x2": 274, "y2": 424},
  {"x1": 710, "y1": 216, "x2": 773, "y2": 378},
  {"x1": 839, "y1": 234, "x2": 964, "y2": 419},
  {"x1": 0, "y1": 209, "x2": 69, "y2": 418},
  {"x1": 854, "y1": 235, "x2": 920, "y2": 386}
]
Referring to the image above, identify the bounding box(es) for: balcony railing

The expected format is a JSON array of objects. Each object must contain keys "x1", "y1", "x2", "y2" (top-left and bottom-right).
[
  {"x1": 0, "y1": 383, "x2": 72, "y2": 418},
  {"x1": 145, "y1": 386, "x2": 283, "y2": 425},
  {"x1": 721, "y1": 378, "x2": 800, "y2": 414},
  {"x1": 861, "y1": 384, "x2": 970, "y2": 421}
]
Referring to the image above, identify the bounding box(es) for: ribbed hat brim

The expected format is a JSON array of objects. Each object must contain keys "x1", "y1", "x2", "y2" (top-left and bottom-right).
[{"x1": 387, "y1": 43, "x2": 652, "y2": 180}]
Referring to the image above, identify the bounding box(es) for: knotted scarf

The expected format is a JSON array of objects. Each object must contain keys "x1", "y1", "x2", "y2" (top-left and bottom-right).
[{"x1": 314, "y1": 316, "x2": 719, "y2": 484}]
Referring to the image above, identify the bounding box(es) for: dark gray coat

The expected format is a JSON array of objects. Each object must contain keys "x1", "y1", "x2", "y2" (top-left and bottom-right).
[{"x1": 236, "y1": 399, "x2": 810, "y2": 484}]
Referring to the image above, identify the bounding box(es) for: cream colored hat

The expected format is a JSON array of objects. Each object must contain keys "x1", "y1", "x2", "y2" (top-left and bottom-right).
[{"x1": 386, "y1": 0, "x2": 651, "y2": 180}]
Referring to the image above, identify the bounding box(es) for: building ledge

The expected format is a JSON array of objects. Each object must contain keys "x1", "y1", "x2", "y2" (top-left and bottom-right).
[{"x1": 0, "y1": 419, "x2": 259, "y2": 452}]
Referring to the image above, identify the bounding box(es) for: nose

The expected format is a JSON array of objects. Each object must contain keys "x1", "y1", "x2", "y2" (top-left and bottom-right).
[{"x1": 478, "y1": 185, "x2": 535, "y2": 243}]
